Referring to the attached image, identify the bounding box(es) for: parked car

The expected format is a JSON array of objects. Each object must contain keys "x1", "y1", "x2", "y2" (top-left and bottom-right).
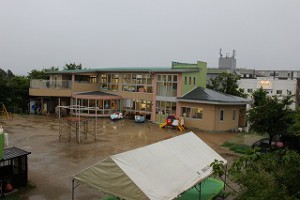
[
  {"x1": 280, "y1": 134, "x2": 300, "y2": 153},
  {"x1": 252, "y1": 138, "x2": 284, "y2": 153}
]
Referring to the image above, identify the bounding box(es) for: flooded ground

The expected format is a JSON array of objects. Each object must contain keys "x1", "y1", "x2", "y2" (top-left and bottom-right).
[{"x1": 1, "y1": 115, "x2": 242, "y2": 200}]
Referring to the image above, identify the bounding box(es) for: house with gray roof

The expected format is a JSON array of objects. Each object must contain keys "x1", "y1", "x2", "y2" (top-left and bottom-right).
[{"x1": 177, "y1": 87, "x2": 251, "y2": 131}]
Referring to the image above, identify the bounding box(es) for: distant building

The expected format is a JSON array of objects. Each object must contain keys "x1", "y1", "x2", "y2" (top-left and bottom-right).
[
  {"x1": 237, "y1": 69, "x2": 299, "y2": 109},
  {"x1": 207, "y1": 50, "x2": 300, "y2": 109}
]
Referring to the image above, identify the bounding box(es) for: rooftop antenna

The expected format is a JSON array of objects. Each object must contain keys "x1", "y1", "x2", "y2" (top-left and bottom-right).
[
  {"x1": 219, "y1": 48, "x2": 223, "y2": 58},
  {"x1": 232, "y1": 50, "x2": 236, "y2": 58}
]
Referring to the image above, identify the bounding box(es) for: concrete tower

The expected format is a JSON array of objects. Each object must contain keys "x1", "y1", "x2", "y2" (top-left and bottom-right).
[{"x1": 218, "y1": 49, "x2": 236, "y2": 70}]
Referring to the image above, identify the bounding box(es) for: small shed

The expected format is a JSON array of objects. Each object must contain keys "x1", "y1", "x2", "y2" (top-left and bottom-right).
[{"x1": 0, "y1": 147, "x2": 31, "y2": 194}]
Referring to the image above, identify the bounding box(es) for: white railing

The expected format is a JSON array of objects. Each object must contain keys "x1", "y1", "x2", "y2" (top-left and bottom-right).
[{"x1": 30, "y1": 80, "x2": 72, "y2": 89}]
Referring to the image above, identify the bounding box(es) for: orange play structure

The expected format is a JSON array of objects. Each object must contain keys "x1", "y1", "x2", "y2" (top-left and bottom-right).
[
  {"x1": 159, "y1": 115, "x2": 185, "y2": 132},
  {"x1": 0, "y1": 103, "x2": 10, "y2": 119}
]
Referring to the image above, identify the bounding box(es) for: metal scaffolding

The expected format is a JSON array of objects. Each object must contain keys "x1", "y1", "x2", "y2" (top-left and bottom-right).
[{"x1": 57, "y1": 105, "x2": 100, "y2": 143}]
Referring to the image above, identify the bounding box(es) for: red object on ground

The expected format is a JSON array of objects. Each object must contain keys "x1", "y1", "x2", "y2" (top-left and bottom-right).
[
  {"x1": 5, "y1": 183, "x2": 13, "y2": 192},
  {"x1": 276, "y1": 142, "x2": 283, "y2": 148}
]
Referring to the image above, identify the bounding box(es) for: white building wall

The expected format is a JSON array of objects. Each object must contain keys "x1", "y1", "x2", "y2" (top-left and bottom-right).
[{"x1": 238, "y1": 77, "x2": 297, "y2": 109}]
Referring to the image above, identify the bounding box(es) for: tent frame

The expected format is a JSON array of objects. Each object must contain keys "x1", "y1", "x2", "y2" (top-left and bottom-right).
[{"x1": 72, "y1": 179, "x2": 80, "y2": 200}]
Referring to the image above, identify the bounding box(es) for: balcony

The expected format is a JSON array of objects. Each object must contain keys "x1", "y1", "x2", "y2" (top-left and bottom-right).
[
  {"x1": 29, "y1": 80, "x2": 100, "y2": 97},
  {"x1": 30, "y1": 80, "x2": 72, "y2": 89}
]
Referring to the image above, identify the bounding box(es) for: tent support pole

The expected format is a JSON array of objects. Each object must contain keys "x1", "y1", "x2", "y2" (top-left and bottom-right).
[
  {"x1": 195, "y1": 182, "x2": 202, "y2": 200},
  {"x1": 199, "y1": 182, "x2": 201, "y2": 200},
  {"x1": 224, "y1": 165, "x2": 228, "y2": 190},
  {"x1": 72, "y1": 179, "x2": 81, "y2": 200},
  {"x1": 72, "y1": 179, "x2": 75, "y2": 200}
]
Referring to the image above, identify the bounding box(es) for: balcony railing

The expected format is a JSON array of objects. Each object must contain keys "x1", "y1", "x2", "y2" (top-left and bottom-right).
[{"x1": 30, "y1": 80, "x2": 72, "y2": 89}]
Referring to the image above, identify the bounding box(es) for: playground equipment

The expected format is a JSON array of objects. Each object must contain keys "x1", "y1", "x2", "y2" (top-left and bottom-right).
[
  {"x1": 0, "y1": 103, "x2": 10, "y2": 119},
  {"x1": 110, "y1": 112, "x2": 123, "y2": 121},
  {"x1": 135, "y1": 115, "x2": 145, "y2": 123},
  {"x1": 0, "y1": 126, "x2": 3, "y2": 160},
  {"x1": 159, "y1": 115, "x2": 185, "y2": 132}
]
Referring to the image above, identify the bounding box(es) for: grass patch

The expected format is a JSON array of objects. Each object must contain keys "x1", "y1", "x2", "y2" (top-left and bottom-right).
[
  {"x1": 222, "y1": 141, "x2": 252, "y2": 154},
  {"x1": 3, "y1": 193, "x2": 20, "y2": 200}
]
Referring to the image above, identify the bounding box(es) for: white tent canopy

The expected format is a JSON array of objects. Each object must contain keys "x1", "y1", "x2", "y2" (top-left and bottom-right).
[{"x1": 73, "y1": 132, "x2": 227, "y2": 200}]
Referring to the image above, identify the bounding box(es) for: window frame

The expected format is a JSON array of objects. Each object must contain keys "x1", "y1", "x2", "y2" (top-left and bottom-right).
[{"x1": 220, "y1": 109, "x2": 224, "y2": 121}]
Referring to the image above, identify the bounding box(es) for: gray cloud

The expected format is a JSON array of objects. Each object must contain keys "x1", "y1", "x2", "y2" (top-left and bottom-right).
[{"x1": 1, "y1": 0, "x2": 299, "y2": 75}]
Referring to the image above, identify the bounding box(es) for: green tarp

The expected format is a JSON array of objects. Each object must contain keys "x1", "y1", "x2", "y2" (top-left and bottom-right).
[
  {"x1": 101, "y1": 178, "x2": 224, "y2": 200},
  {"x1": 176, "y1": 178, "x2": 224, "y2": 200}
]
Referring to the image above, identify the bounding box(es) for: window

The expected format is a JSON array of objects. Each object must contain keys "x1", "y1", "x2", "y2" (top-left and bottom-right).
[
  {"x1": 173, "y1": 75, "x2": 177, "y2": 82},
  {"x1": 156, "y1": 74, "x2": 178, "y2": 97},
  {"x1": 276, "y1": 90, "x2": 282, "y2": 95},
  {"x1": 158, "y1": 75, "x2": 161, "y2": 81},
  {"x1": 181, "y1": 107, "x2": 191, "y2": 118},
  {"x1": 247, "y1": 89, "x2": 253, "y2": 93},
  {"x1": 100, "y1": 74, "x2": 108, "y2": 90},
  {"x1": 233, "y1": 110, "x2": 236, "y2": 120},
  {"x1": 189, "y1": 77, "x2": 192, "y2": 85},
  {"x1": 110, "y1": 74, "x2": 119, "y2": 90},
  {"x1": 220, "y1": 110, "x2": 224, "y2": 121},
  {"x1": 122, "y1": 73, "x2": 152, "y2": 93},
  {"x1": 193, "y1": 77, "x2": 196, "y2": 85},
  {"x1": 185, "y1": 77, "x2": 187, "y2": 84},
  {"x1": 100, "y1": 73, "x2": 119, "y2": 90},
  {"x1": 157, "y1": 101, "x2": 176, "y2": 115},
  {"x1": 181, "y1": 107, "x2": 203, "y2": 119},
  {"x1": 89, "y1": 76, "x2": 97, "y2": 83},
  {"x1": 191, "y1": 108, "x2": 203, "y2": 119},
  {"x1": 123, "y1": 99, "x2": 153, "y2": 116}
]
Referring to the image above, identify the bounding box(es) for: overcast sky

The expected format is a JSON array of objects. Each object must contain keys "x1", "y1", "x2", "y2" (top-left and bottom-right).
[{"x1": 1, "y1": 0, "x2": 300, "y2": 75}]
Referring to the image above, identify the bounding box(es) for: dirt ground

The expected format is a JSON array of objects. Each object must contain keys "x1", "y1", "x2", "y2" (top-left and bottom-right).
[{"x1": 1, "y1": 115, "x2": 243, "y2": 200}]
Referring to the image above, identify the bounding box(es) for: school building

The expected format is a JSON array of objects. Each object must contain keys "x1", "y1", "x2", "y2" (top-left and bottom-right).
[{"x1": 29, "y1": 61, "x2": 251, "y2": 132}]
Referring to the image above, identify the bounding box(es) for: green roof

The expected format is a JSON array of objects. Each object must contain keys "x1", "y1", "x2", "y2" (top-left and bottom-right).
[{"x1": 46, "y1": 67, "x2": 200, "y2": 74}]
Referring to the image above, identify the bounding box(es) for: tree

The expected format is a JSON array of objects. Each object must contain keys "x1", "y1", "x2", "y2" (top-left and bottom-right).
[
  {"x1": 63, "y1": 62, "x2": 82, "y2": 70},
  {"x1": 27, "y1": 67, "x2": 59, "y2": 80},
  {"x1": 6, "y1": 76, "x2": 30, "y2": 111},
  {"x1": 248, "y1": 90, "x2": 295, "y2": 149},
  {"x1": 207, "y1": 72, "x2": 247, "y2": 98},
  {"x1": 45, "y1": 66, "x2": 59, "y2": 72},
  {"x1": 0, "y1": 68, "x2": 30, "y2": 112},
  {"x1": 251, "y1": 87, "x2": 267, "y2": 107},
  {"x1": 0, "y1": 69, "x2": 11, "y2": 106},
  {"x1": 27, "y1": 69, "x2": 48, "y2": 79},
  {"x1": 212, "y1": 150, "x2": 300, "y2": 200},
  {"x1": 288, "y1": 107, "x2": 300, "y2": 135}
]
